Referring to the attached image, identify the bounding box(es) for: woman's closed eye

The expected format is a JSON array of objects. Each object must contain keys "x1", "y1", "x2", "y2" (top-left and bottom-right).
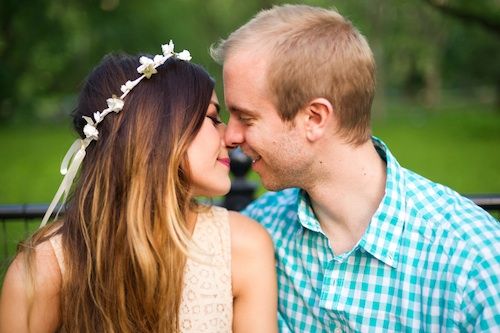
[{"x1": 207, "y1": 115, "x2": 223, "y2": 126}]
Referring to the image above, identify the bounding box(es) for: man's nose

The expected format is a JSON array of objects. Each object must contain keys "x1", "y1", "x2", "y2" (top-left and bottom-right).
[{"x1": 224, "y1": 116, "x2": 244, "y2": 149}]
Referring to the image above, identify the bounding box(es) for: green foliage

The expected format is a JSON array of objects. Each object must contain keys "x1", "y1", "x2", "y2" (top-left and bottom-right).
[
  {"x1": 1, "y1": 0, "x2": 499, "y2": 124},
  {"x1": 0, "y1": 0, "x2": 252, "y2": 122},
  {"x1": 421, "y1": 0, "x2": 500, "y2": 36}
]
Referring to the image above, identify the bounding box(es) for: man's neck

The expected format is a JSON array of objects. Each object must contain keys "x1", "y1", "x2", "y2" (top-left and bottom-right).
[{"x1": 304, "y1": 140, "x2": 387, "y2": 255}]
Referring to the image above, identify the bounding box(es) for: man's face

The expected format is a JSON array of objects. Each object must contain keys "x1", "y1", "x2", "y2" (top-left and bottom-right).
[{"x1": 223, "y1": 50, "x2": 308, "y2": 191}]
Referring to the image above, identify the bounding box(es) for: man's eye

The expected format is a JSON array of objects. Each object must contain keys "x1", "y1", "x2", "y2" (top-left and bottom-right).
[
  {"x1": 238, "y1": 115, "x2": 253, "y2": 125},
  {"x1": 207, "y1": 115, "x2": 222, "y2": 125}
]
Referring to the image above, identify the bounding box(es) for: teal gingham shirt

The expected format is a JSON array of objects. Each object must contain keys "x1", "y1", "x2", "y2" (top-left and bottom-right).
[{"x1": 243, "y1": 137, "x2": 500, "y2": 332}]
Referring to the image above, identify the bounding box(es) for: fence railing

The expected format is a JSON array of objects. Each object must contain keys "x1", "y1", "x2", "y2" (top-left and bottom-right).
[{"x1": 1, "y1": 194, "x2": 500, "y2": 221}]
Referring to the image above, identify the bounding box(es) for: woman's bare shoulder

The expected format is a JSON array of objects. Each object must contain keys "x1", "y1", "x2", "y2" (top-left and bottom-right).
[
  {"x1": 0, "y1": 238, "x2": 62, "y2": 332},
  {"x1": 227, "y1": 211, "x2": 278, "y2": 332},
  {"x1": 227, "y1": 210, "x2": 274, "y2": 253},
  {"x1": 3, "y1": 239, "x2": 62, "y2": 299}
]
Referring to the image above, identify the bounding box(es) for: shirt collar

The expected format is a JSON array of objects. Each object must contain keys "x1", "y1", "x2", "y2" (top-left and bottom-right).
[
  {"x1": 295, "y1": 137, "x2": 406, "y2": 268},
  {"x1": 359, "y1": 137, "x2": 406, "y2": 268},
  {"x1": 297, "y1": 191, "x2": 323, "y2": 233}
]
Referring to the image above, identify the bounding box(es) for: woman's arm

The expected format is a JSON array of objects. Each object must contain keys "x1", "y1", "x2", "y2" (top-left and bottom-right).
[
  {"x1": 229, "y1": 211, "x2": 278, "y2": 333},
  {"x1": 0, "y1": 241, "x2": 61, "y2": 333}
]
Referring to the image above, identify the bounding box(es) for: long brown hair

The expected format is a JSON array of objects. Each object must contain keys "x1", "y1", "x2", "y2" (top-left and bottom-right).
[{"x1": 21, "y1": 54, "x2": 215, "y2": 332}]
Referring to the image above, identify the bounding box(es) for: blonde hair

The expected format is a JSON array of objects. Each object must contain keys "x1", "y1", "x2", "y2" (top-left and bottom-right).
[
  {"x1": 20, "y1": 54, "x2": 215, "y2": 332},
  {"x1": 211, "y1": 4, "x2": 375, "y2": 144}
]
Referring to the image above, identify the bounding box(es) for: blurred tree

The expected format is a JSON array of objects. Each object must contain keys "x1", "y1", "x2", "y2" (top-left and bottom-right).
[
  {"x1": 335, "y1": 1, "x2": 447, "y2": 109},
  {"x1": 0, "y1": 1, "x2": 80, "y2": 123},
  {"x1": 421, "y1": 0, "x2": 500, "y2": 109},
  {"x1": 422, "y1": 0, "x2": 500, "y2": 36},
  {"x1": 0, "y1": 0, "x2": 284, "y2": 124},
  {"x1": 341, "y1": 0, "x2": 500, "y2": 110},
  {"x1": 1, "y1": 0, "x2": 499, "y2": 124}
]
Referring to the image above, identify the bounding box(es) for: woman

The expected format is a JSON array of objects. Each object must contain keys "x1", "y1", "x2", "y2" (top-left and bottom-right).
[{"x1": 0, "y1": 42, "x2": 277, "y2": 332}]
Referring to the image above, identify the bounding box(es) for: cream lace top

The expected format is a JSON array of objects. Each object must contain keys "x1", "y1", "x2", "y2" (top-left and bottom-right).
[
  {"x1": 49, "y1": 206, "x2": 233, "y2": 332},
  {"x1": 179, "y1": 206, "x2": 233, "y2": 332}
]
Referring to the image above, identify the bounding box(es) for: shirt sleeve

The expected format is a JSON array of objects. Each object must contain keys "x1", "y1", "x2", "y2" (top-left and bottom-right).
[{"x1": 460, "y1": 242, "x2": 500, "y2": 331}]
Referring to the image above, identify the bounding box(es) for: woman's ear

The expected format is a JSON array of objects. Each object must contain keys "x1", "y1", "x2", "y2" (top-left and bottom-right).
[{"x1": 302, "y1": 98, "x2": 334, "y2": 142}]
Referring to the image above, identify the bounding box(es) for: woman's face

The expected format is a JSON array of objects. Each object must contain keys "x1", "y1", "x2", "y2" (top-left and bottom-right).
[{"x1": 187, "y1": 90, "x2": 231, "y2": 197}]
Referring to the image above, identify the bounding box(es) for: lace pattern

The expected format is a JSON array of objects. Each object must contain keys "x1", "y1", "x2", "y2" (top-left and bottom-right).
[{"x1": 179, "y1": 206, "x2": 233, "y2": 332}]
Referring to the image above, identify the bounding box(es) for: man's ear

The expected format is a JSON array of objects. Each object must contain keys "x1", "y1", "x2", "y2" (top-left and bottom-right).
[{"x1": 302, "y1": 98, "x2": 334, "y2": 142}]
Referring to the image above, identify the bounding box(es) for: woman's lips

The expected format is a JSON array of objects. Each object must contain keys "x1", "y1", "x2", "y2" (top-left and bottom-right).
[{"x1": 217, "y1": 158, "x2": 231, "y2": 168}]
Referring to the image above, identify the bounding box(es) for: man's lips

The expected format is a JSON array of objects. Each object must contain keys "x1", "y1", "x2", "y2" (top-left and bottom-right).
[
  {"x1": 240, "y1": 149, "x2": 261, "y2": 163},
  {"x1": 217, "y1": 158, "x2": 231, "y2": 168}
]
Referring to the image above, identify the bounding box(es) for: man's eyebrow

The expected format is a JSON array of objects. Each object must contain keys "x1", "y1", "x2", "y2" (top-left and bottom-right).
[{"x1": 227, "y1": 105, "x2": 256, "y2": 115}]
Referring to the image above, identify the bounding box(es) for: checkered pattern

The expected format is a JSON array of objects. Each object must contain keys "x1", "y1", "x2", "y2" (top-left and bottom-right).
[{"x1": 243, "y1": 137, "x2": 500, "y2": 332}]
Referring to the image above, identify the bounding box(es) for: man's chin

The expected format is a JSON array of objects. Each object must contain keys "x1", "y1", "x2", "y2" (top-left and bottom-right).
[{"x1": 260, "y1": 176, "x2": 290, "y2": 192}]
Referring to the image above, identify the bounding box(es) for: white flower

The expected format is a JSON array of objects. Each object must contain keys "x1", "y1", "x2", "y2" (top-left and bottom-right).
[
  {"x1": 162, "y1": 40, "x2": 175, "y2": 56},
  {"x1": 176, "y1": 50, "x2": 192, "y2": 61},
  {"x1": 82, "y1": 116, "x2": 99, "y2": 140},
  {"x1": 153, "y1": 54, "x2": 167, "y2": 66},
  {"x1": 120, "y1": 80, "x2": 136, "y2": 93},
  {"x1": 137, "y1": 56, "x2": 157, "y2": 78},
  {"x1": 83, "y1": 124, "x2": 99, "y2": 140},
  {"x1": 107, "y1": 96, "x2": 124, "y2": 113},
  {"x1": 93, "y1": 111, "x2": 102, "y2": 123}
]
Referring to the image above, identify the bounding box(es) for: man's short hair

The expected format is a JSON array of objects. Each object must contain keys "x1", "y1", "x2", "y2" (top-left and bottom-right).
[{"x1": 211, "y1": 4, "x2": 376, "y2": 144}]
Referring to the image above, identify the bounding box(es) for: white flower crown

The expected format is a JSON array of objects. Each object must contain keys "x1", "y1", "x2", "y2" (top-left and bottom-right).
[
  {"x1": 41, "y1": 41, "x2": 192, "y2": 227},
  {"x1": 83, "y1": 40, "x2": 191, "y2": 141}
]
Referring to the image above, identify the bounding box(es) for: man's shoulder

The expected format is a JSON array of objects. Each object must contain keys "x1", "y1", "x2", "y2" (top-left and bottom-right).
[
  {"x1": 404, "y1": 168, "x2": 495, "y2": 223},
  {"x1": 403, "y1": 168, "x2": 500, "y2": 258}
]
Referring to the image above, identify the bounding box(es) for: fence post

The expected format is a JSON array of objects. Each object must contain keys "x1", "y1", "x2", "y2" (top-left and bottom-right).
[{"x1": 223, "y1": 147, "x2": 258, "y2": 211}]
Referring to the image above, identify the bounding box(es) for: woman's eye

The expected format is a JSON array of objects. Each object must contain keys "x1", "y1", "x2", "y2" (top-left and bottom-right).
[{"x1": 207, "y1": 115, "x2": 222, "y2": 126}]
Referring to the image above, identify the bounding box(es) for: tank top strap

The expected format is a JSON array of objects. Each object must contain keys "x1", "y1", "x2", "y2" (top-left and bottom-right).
[
  {"x1": 193, "y1": 205, "x2": 231, "y2": 261},
  {"x1": 49, "y1": 234, "x2": 65, "y2": 276}
]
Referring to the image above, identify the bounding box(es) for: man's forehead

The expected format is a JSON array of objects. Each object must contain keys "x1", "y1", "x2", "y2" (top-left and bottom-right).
[{"x1": 224, "y1": 47, "x2": 270, "y2": 72}]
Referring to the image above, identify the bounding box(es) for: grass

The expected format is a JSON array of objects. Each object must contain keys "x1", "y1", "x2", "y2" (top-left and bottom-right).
[
  {"x1": 1, "y1": 105, "x2": 499, "y2": 281},
  {"x1": 371, "y1": 105, "x2": 500, "y2": 194},
  {"x1": 0, "y1": 122, "x2": 75, "y2": 203}
]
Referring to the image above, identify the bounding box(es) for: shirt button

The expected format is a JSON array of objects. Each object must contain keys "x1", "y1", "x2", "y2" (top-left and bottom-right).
[{"x1": 334, "y1": 327, "x2": 342, "y2": 333}]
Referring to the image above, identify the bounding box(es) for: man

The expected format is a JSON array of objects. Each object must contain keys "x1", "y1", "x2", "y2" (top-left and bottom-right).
[{"x1": 211, "y1": 4, "x2": 500, "y2": 332}]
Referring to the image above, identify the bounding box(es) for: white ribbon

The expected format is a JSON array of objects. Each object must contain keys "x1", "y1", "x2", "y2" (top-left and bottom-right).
[{"x1": 41, "y1": 138, "x2": 91, "y2": 227}]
